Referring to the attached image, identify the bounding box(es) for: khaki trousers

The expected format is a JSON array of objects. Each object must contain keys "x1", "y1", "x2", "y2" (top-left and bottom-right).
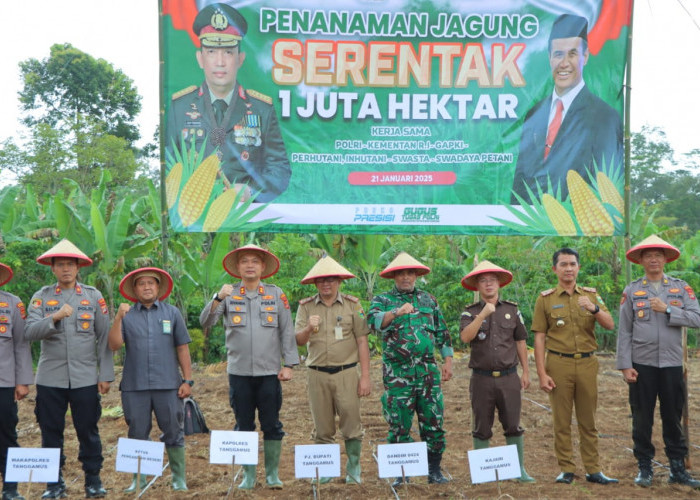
[
  {"x1": 308, "y1": 367, "x2": 363, "y2": 443},
  {"x1": 545, "y1": 353, "x2": 600, "y2": 473}
]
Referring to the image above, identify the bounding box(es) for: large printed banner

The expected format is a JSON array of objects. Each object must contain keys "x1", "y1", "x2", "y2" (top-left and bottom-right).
[{"x1": 161, "y1": 0, "x2": 631, "y2": 235}]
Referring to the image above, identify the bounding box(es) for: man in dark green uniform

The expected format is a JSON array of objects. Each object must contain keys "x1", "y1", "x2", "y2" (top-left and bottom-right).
[
  {"x1": 368, "y1": 252, "x2": 453, "y2": 487},
  {"x1": 166, "y1": 3, "x2": 291, "y2": 202}
]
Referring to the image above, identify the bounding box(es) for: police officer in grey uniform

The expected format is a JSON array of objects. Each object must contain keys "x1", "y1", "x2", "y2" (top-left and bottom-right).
[
  {"x1": 0, "y1": 263, "x2": 33, "y2": 500},
  {"x1": 617, "y1": 235, "x2": 700, "y2": 488},
  {"x1": 109, "y1": 267, "x2": 193, "y2": 492},
  {"x1": 200, "y1": 243, "x2": 298, "y2": 490},
  {"x1": 166, "y1": 3, "x2": 291, "y2": 202},
  {"x1": 25, "y1": 240, "x2": 114, "y2": 499}
]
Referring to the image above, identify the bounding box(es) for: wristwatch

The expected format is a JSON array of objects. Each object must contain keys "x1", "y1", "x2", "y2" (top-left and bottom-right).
[
  {"x1": 666, "y1": 306, "x2": 672, "y2": 315},
  {"x1": 593, "y1": 305, "x2": 600, "y2": 314},
  {"x1": 212, "y1": 293, "x2": 221, "y2": 302},
  {"x1": 184, "y1": 380, "x2": 194, "y2": 387},
  {"x1": 391, "y1": 307, "x2": 399, "y2": 316}
]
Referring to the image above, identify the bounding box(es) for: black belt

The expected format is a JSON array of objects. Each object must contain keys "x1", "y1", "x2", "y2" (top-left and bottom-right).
[
  {"x1": 547, "y1": 349, "x2": 595, "y2": 359},
  {"x1": 309, "y1": 363, "x2": 357, "y2": 374},
  {"x1": 472, "y1": 366, "x2": 518, "y2": 378}
]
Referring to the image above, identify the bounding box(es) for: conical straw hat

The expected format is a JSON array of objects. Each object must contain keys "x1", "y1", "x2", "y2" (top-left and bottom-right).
[
  {"x1": 36, "y1": 239, "x2": 92, "y2": 267},
  {"x1": 300, "y1": 255, "x2": 355, "y2": 285},
  {"x1": 0, "y1": 263, "x2": 12, "y2": 287},
  {"x1": 380, "y1": 252, "x2": 430, "y2": 279},
  {"x1": 626, "y1": 235, "x2": 680, "y2": 264},
  {"x1": 461, "y1": 260, "x2": 513, "y2": 291},
  {"x1": 119, "y1": 267, "x2": 174, "y2": 302},
  {"x1": 222, "y1": 244, "x2": 280, "y2": 279}
]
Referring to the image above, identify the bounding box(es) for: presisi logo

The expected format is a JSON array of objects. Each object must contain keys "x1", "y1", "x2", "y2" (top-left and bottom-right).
[
  {"x1": 353, "y1": 214, "x2": 395, "y2": 222},
  {"x1": 402, "y1": 207, "x2": 439, "y2": 222}
]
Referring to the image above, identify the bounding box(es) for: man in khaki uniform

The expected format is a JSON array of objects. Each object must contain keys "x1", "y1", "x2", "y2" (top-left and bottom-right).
[
  {"x1": 533, "y1": 247, "x2": 617, "y2": 485},
  {"x1": 295, "y1": 255, "x2": 370, "y2": 484}
]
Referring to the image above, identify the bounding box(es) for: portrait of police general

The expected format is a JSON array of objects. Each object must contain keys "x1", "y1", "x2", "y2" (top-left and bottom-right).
[{"x1": 166, "y1": 3, "x2": 292, "y2": 203}]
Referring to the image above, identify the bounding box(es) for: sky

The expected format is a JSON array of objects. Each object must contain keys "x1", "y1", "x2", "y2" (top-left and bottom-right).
[{"x1": 0, "y1": 0, "x2": 698, "y2": 180}]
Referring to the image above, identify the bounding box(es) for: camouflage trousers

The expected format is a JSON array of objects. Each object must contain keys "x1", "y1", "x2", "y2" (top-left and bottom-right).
[{"x1": 381, "y1": 359, "x2": 445, "y2": 453}]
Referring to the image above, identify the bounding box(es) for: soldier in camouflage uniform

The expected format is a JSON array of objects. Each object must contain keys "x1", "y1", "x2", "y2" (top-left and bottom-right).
[{"x1": 367, "y1": 252, "x2": 453, "y2": 486}]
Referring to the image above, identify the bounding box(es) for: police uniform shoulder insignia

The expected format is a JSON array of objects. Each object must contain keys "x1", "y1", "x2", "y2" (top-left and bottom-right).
[
  {"x1": 299, "y1": 296, "x2": 315, "y2": 305},
  {"x1": 685, "y1": 285, "x2": 696, "y2": 301},
  {"x1": 620, "y1": 292, "x2": 627, "y2": 306},
  {"x1": 582, "y1": 286, "x2": 597, "y2": 293},
  {"x1": 245, "y1": 88, "x2": 272, "y2": 105},
  {"x1": 280, "y1": 293, "x2": 290, "y2": 309},
  {"x1": 342, "y1": 293, "x2": 359, "y2": 303},
  {"x1": 98, "y1": 298, "x2": 108, "y2": 315},
  {"x1": 17, "y1": 302, "x2": 27, "y2": 320},
  {"x1": 502, "y1": 299, "x2": 518, "y2": 307},
  {"x1": 540, "y1": 288, "x2": 555, "y2": 296},
  {"x1": 172, "y1": 85, "x2": 198, "y2": 100}
]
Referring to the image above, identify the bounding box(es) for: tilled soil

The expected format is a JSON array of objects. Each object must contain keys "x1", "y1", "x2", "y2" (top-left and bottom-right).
[{"x1": 13, "y1": 354, "x2": 700, "y2": 499}]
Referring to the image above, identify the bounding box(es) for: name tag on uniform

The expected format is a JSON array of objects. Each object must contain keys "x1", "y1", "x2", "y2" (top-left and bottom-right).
[
  {"x1": 162, "y1": 320, "x2": 172, "y2": 334},
  {"x1": 334, "y1": 326, "x2": 343, "y2": 340}
]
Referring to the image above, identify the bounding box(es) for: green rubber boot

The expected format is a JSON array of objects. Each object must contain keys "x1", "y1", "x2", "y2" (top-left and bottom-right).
[
  {"x1": 264, "y1": 440, "x2": 283, "y2": 489},
  {"x1": 506, "y1": 435, "x2": 536, "y2": 483},
  {"x1": 345, "y1": 439, "x2": 362, "y2": 484},
  {"x1": 123, "y1": 473, "x2": 147, "y2": 493},
  {"x1": 238, "y1": 465, "x2": 257, "y2": 490},
  {"x1": 166, "y1": 446, "x2": 188, "y2": 491},
  {"x1": 473, "y1": 437, "x2": 490, "y2": 449}
]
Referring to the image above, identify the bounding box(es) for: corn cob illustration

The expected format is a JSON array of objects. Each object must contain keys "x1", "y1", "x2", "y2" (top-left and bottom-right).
[
  {"x1": 202, "y1": 187, "x2": 239, "y2": 232},
  {"x1": 177, "y1": 154, "x2": 220, "y2": 227},
  {"x1": 542, "y1": 194, "x2": 576, "y2": 235},
  {"x1": 596, "y1": 171, "x2": 624, "y2": 222},
  {"x1": 567, "y1": 170, "x2": 614, "y2": 236},
  {"x1": 165, "y1": 162, "x2": 182, "y2": 209}
]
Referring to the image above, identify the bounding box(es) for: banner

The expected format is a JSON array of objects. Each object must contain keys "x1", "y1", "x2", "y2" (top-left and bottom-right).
[{"x1": 161, "y1": 0, "x2": 631, "y2": 235}]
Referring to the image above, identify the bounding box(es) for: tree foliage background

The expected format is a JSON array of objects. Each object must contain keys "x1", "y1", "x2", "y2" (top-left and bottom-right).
[{"x1": 2, "y1": 46, "x2": 700, "y2": 362}]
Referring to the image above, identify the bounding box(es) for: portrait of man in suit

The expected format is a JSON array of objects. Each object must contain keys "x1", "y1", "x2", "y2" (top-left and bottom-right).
[{"x1": 511, "y1": 14, "x2": 623, "y2": 203}]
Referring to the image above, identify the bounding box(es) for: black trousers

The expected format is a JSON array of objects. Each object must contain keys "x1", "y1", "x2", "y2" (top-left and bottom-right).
[
  {"x1": 228, "y1": 374, "x2": 284, "y2": 440},
  {"x1": 629, "y1": 363, "x2": 686, "y2": 462},
  {"x1": 35, "y1": 385, "x2": 103, "y2": 473},
  {"x1": 0, "y1": 387, "x2": 19, "y2": 490}
]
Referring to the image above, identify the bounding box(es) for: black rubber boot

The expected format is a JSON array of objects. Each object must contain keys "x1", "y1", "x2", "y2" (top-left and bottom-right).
[{"x1": 427, "y1": 451, "x2": 449, "y2": 484}]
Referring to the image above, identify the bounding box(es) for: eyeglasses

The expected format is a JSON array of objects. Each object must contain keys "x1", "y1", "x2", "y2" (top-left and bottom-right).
[{"x1": 316, "y1": 277, "x2": 339, "y2": 284}]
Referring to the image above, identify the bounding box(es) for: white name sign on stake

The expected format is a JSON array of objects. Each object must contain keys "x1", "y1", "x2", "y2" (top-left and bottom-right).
[
  {"x1": 209, "y1": 431, "x2": 258, "y2": 465},
  {"x1": 468, "y1": 444, "x2": 520, "y2": 484},
  {"x1": 115, "y1": 438, "x2": 165, "y2": 476},
  {"x1": 5, "y1": 448, "x2": 60, "y2": 482},
  {"x1": 377, "y1": 442, "x2": 428, "y2": 478},
  {"x1": 294, "y1": 444, "x2": 341, "y2": 479}
]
